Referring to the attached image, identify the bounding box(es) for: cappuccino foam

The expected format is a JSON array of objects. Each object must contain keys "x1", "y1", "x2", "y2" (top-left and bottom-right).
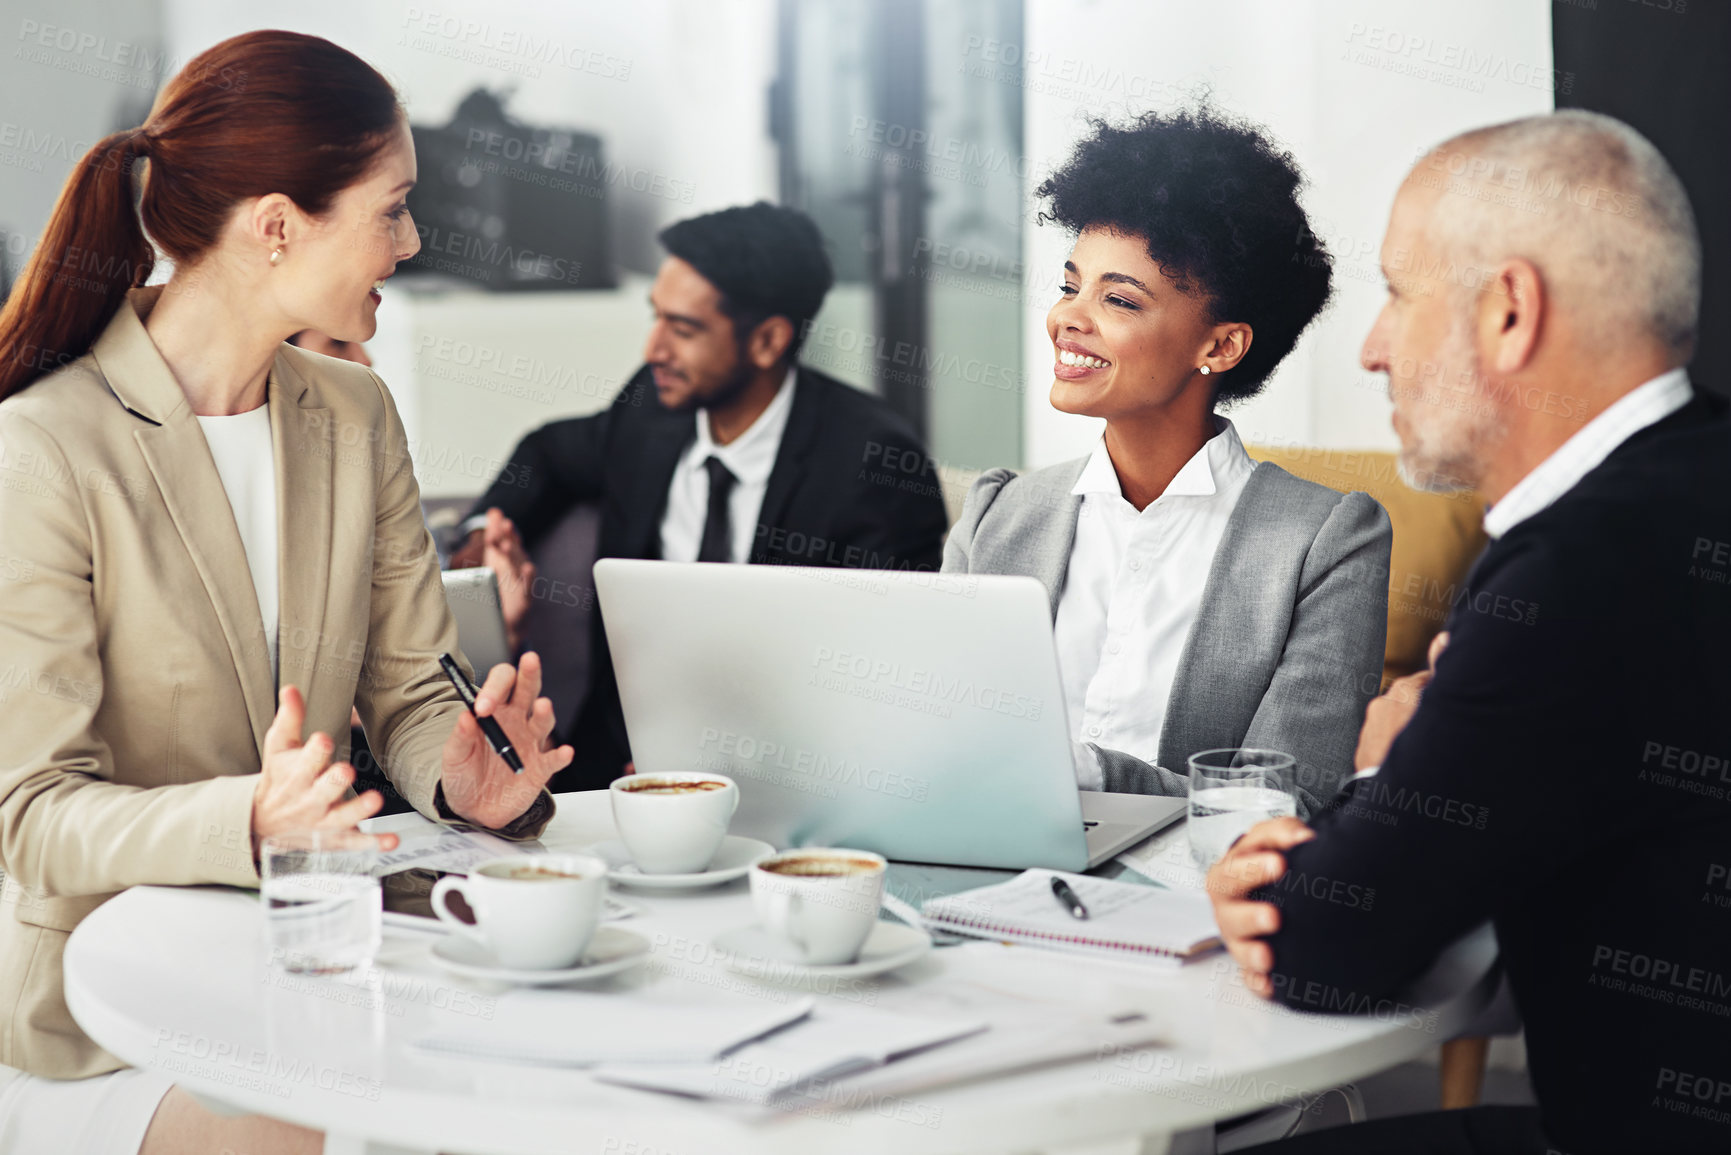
[
  {"x1": 761, "y1": 856, "x2": 881, "y2": 877},
  {"x1": 621, "y1": 778, "x2": 727, "y2": 795},
  {"x1": 479, "y1": 864, "x2": 585, "y2": 882}
]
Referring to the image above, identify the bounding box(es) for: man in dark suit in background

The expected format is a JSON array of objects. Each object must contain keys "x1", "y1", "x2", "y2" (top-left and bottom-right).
[
  {"x1": 453, "y1": 202, "x2": 949, "y2": 790},
  {"x1": 1212, "y1": 111, "x2": 1731, "y2": 1154}
]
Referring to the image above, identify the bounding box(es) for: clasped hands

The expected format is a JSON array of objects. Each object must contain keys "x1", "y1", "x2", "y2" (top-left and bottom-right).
[
  {"x1": 249, "y1": 651, "x2": 573, "y2": 862},
  {"x1": 1206, "y1": 632, "x2": 1448, "y2": 996}
]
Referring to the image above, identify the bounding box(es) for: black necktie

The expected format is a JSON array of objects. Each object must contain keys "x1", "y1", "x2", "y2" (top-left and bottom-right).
[{"x1": 697, "y1": 456, "x2": 738, "y2": 563}]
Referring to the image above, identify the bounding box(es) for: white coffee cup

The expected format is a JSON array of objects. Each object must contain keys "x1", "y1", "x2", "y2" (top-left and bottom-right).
[
  {"x1": 430, "y1": 853, "x2": 606, "y2": 970},
  {"x1": 749, "y1": 848, "x2": 887, "y2": 966},
  {"x1": 609, "y1": 771, "x2": 739, "y2": 875}
]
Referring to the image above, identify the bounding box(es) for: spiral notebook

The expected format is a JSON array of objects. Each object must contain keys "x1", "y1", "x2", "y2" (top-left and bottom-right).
[{"x1": 920, "y1": 870, "x2": 1222, "y2": 965}]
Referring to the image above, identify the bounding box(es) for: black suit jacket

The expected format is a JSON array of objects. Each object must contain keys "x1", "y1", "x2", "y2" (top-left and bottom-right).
[
  {"x1": 1256, "y1": 395, "x2": 1731, "y2": 1155},
  {"x1": 468, "y1": 363, "x2": 950, "y2": 789}
]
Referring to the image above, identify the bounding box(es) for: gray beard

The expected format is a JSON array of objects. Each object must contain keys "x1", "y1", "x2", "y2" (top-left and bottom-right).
[{"x1": 1393, "y1": 317, "x2": 1504, "y2": 493}]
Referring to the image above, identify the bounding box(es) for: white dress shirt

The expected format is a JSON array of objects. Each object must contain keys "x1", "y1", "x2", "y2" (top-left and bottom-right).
[
  {"x1": 1055, "y1": 417, "x2": 1255, "y2": 787},
  {"x1": 195, "y1": 404, "x2": 279, "y2": 680},
  {"x1": 1484, "y1": 368, "x2": 1692, "y2": 540},
  {"x1": 657, "y1": 367, "x2": 798, "y2": 564}
]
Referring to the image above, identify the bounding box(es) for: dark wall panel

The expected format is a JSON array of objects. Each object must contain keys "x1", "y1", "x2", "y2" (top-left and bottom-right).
[{"x1": 1554, "y1": 0, "x2": 1731, "y2": 398}]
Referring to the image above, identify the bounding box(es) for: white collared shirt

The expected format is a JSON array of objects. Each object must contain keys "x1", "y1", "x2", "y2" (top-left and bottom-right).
[
  {"x1": 1483, "y1": 368, "x2": 1692, "y2": 540},
  {"x1": 658, "y1": 367, "x2": 798, "y2": 564},
  {"x1": 1055, "y1": 418, "x2": 1256, "y2": 786}
]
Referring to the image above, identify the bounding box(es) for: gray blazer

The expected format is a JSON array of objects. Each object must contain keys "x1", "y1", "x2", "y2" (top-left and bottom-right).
[{"x1": 943, "y1": 457, "x2": 1392, "y2": 817}]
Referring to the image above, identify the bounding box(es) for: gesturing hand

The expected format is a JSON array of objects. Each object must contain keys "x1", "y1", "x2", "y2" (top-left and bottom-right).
[
  {"x1": 251, "y1": 686, "x2": 400, "y2": 864},
  {"x1": 1204, "y1": 816, "x2": 1315, "y2": 998},
  {"x1": 439, "y1": 650, "x2": 572, "y2": 829},
  {"x1": 479, "y1": 508, "x2": 535, "y2": 647}
]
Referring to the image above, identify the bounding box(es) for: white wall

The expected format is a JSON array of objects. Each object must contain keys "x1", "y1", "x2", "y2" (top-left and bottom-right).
[
  {"x1": 1020, "y1": 0, "x2": 1555, "y2": 468},
  {"x1": 7, "y1": 1, "x2": 1556, "y2": 472},
  {"x1": 162, "y1": 0, "x2": 779, "y2": 274}
]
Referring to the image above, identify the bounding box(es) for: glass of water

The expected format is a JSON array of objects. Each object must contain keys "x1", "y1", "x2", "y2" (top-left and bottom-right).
[
  {"x1": 1187, "y1": 748, "x2": 1299, "y2": 867},
  {"x1": 260, "y1": 830, "x2": 382, "y2": 975}
]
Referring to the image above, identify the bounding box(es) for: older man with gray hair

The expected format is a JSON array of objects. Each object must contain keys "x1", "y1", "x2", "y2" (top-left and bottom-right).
[{"x1": 1212, "y1": 110, "x2": 1731, "y2": 1155}]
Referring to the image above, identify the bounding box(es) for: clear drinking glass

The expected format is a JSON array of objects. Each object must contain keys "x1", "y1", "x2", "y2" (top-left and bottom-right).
[
  {"x1": 1187, "y1": 748, "x2": 1299, "y2": 867},
  {"x1": 260, "y1": 830, "x2": 382, "y2": 975}
]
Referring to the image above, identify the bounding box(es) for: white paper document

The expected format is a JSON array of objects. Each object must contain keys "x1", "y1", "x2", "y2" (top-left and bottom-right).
[
  {"x1": 593, "y1": 1001, "x2": 987, "y2": 1104},
  {"x1": 1115, "y1": 824, "x2": 1210, "y2": 892},
  {"x1": 414, "y1": 988, "x2": 814, "y2": 1066},
  {"x1": 597, "y1": 1000, "x2": 1169, "y2": 1112},
  {"x1": 371, "y1": 824, "x2": 538, "y2": 878},
  {"x1": 819, "y1": 1004, "x2": 1166, "y2": 1102}
]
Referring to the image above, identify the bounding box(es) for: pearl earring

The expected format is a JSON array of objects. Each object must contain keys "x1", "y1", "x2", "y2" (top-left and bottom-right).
[
  {"x1": 270, "y1": 248, "x2": 283, "y2": 266},
  {"x1": 1199, "y1": 365, "x2": 1211, "y2": 376}
]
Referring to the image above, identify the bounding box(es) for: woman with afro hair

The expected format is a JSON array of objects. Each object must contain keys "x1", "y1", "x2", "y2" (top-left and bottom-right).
[{"x1": 944, "y1": 107, "x2": 1391, "y2": 820}]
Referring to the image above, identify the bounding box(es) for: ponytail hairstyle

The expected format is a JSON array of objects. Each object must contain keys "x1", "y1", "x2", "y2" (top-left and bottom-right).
[{"x1": 0, "y1": 30, "x2": 404, "y2": 403}]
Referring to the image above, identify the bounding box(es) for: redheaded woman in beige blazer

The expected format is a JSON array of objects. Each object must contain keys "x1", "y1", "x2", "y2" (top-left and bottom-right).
[{"x1": 0, "y1": 32, "x2": 571, "y2": 1155}]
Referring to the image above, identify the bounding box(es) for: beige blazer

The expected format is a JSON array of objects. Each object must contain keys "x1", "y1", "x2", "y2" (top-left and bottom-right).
[{"x1": 0, "y1": 287, "x2": 550, "y2": 1078}]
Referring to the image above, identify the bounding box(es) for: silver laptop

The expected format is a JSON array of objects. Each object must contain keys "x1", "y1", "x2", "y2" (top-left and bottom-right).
[
  {"x1": 441, "y1": 567, "x2": 512, "y2": 675},
  {"x1": 593, "y1": 559, "x2": 1185, "y2": 871}
]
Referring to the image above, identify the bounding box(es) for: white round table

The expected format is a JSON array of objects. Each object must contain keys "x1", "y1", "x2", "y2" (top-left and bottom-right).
[{"x1": 65, "y1": 791, "x2": 1497, "y2": 1155}]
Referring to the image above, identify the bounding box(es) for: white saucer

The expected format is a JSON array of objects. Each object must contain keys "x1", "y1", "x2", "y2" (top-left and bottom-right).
[
  {"x1": 429, "y1": 926, "x2": 649, "y2": 986},
  {"x1": 586, "y1": 836, "x2": 775, "y2": 889},
  {"x1": 711, "y1": 921, "x2": 932, "y2": 981}
]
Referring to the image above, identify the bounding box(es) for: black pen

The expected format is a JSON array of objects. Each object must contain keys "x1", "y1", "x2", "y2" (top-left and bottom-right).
[
  {"x1": 437, "y1": 653, "x2": 524, "y2": 774},
  {"x1": 1050, "y1": 875, "x2": 1089, "y2": 920}
]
